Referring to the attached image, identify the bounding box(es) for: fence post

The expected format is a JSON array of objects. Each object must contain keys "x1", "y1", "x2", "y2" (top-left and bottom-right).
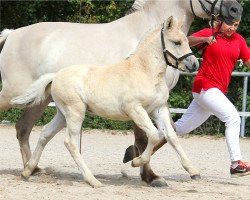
[{"x1": 240, "y1": 76, "x2": 248, "y2": 137}]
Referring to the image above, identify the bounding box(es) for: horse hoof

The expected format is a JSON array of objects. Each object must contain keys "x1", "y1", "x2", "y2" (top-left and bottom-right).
[
  {"x1": 150, "y1": 177, "x2": 168, "y2": 187},
  {"x1": 190, "y1": 174, "x2": 201, "y2": 180},
  {"x1": 123, "y1": 145, "x2": 139, "y2": 163}
]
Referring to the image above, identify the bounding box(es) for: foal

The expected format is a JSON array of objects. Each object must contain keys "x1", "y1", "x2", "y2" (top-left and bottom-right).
[{"x1": 11, "y1": 16, "x2": 199, "y2": 188}]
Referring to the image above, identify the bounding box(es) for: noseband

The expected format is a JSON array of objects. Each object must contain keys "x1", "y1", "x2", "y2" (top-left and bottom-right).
[{"x1": 161, "y1": 26, "x2": 194, "y2": 70}]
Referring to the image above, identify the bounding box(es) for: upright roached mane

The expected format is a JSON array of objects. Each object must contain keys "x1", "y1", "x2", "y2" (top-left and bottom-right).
[
  {"x1": 11, "y1": 16, "x2": 199, "y2": 188},
  {"x1": 0, "y1": 0, "x2": 243, "y2": 187}
]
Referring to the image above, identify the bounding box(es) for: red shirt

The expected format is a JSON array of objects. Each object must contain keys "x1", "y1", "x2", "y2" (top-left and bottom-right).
[{"x1": 192, "y1": 28, "x2": 250, "y2": 94}]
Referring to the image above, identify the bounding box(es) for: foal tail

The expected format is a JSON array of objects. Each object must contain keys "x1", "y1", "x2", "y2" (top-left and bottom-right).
[
  {"x1": 11, "y1": 73, "x2": 56, "y2": 108},
  {"x1": 0, "y1": 29, "x2": 14, "y2": 52}
]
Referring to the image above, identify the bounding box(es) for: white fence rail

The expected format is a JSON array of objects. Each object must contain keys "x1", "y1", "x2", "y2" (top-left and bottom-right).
[
  {"x1": 0, "y1": 56, "x2": 248, "y2": 136},
  {"x1": 171, "y1": 71, "x2": 250, "y2": 137},
  {"x1": 48, "y1": 71, "x2": 250, "y2": 137}
]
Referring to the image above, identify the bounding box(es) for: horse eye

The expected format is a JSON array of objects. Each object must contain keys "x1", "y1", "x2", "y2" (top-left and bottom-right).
[{"x1": 173, "y1": 41, "x2": 181, "y2": 46}]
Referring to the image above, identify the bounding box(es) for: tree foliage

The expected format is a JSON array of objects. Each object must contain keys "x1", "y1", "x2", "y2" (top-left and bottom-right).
[{"x1": 0, "y1": 0, "x2": 249, "y2": 135}]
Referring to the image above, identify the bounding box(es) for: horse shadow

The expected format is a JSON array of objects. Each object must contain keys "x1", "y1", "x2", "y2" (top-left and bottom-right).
[
  {"x1": 0, "y1": 167, "x2": 143, "y2": 187},
  {"x1": 0, "y1": 168, "x2": 242, "y2": 187}
]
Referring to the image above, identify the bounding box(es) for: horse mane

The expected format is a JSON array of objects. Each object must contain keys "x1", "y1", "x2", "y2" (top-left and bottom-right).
[{"x1": 126, "y1": 0, "x2": 149, "y2": 14}]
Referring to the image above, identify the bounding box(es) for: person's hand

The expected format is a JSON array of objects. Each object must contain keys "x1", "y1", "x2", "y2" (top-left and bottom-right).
[{"x1": 206, "y1": 36, "x2": 216, "y2": 44}]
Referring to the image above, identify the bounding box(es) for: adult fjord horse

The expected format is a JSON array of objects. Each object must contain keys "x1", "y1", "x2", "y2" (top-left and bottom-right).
[
  {"x1": 11, "y1": 16, "x2": 199, "y2": 187},
  {"x1": 0, "y1": 0, "x2": 243, "y2": 186}
]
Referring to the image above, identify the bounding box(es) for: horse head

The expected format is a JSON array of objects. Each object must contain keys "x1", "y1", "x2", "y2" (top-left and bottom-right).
[
  {"x1": 161, "y1": 16, "x2": 199, "y2": 73},
  {"x1": 190, "y1": 0, "x2": 243, "y2": 24}
]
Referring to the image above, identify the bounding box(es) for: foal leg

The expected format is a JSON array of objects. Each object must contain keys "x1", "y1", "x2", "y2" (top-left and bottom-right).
[
  {"x1": 16, "y1": 97, "x2": 52, "y2": 171},
  {"x1": 131, "y1": 124, "x2": 168, "y2": 187},
  {"x1": 21, "y1": 109, "x2": 66, "y2": 178},
  {"x1": 63, "y1": 105, "x2": 103, "y2": 188},
  {"x1": 154, "y1": 106, "x2": 200, "y2": 178},
  {"x1": 123, "y1": 109, "x2": 175, "y2": 163},
  {"x1": 123, "y1": 112, "x2": 174, "y2": 187},
  {"x1": 124, "y1": 124, "x2": 168, "y2": 163},
  {"x1": 126, "y1": 106, "x2": 160, "y2": 167}
]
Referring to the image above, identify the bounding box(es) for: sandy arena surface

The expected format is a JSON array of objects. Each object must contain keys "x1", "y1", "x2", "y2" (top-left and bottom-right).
[{"x1": 0, "y1": 125, "x2": 249, "y2": 200}]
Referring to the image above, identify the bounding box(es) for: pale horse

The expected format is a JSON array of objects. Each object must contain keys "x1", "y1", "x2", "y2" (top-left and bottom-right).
[
  {"x1": 0, "y1": 0, "x2": 243, "y2": 187},
  {"x1": 11, "y1": 16, "x2": 199, "y2": 188}
]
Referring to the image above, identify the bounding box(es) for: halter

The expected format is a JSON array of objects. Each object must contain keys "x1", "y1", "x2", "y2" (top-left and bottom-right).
[
  {"x1": 190, "y1": 0, "x2": 222, "y2": 39},
  {"x1": 161, "y1": 26, "x2": 194, "y2": 70},
  {"x1": 190, "y1": 0, "x2": 225, "y2": 56},
  {"x1": 190, "y1": 0, "x2": 222, "y2": 18}
]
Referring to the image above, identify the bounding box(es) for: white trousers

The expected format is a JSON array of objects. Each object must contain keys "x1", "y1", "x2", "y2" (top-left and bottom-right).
[{"x1": 175, "y1": 88, "x2": 242, "y2": 162}]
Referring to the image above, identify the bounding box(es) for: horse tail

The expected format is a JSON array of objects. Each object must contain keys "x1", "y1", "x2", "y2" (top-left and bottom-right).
[
  {"x1": 0, "y1": 29, "x2": 14, "y2": 52},
  {"x1": 11, "y1": 73, "x2": 56, "y2": 108}
]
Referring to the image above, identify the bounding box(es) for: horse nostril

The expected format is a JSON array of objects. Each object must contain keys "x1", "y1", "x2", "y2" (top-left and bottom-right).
[
  {"x1": 230, "y1": 7, "x2": 237, "y2": 14},
  {"x1": 229, "y1": 6, "x2": 238, "y2": 17}
]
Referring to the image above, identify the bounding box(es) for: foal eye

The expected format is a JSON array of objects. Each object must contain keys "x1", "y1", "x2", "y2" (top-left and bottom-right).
[{"x1": 173, "y1": 41, "x2": 181, "y2": 46}]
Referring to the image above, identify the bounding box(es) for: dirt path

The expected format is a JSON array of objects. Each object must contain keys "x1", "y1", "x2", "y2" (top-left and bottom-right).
[{"x1": 0, "y1": 125, "x2": 249, "y2": 200}]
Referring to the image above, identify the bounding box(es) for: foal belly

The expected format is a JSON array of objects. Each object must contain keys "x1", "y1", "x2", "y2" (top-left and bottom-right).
[
  {"x1": 88, "y1": 104, "x2": 130, "y2": 121},
  {"x1": 86, "y1": 96, "x2": 130, "y2": 121}
]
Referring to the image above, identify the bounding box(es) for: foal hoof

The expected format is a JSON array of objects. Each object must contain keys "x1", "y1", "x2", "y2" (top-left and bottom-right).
[
  {"x1": 150, "y1": 177, "x2": 168, "y2": 187},
  {"x1": 31, "y1": 167, "x2": 46, "y2": 176},
  {"x1": 190, "y1": 174, "x2": 201, "y2": 180},
  {"x1": 131, "y1": 157, "x2": 142, "y2": 167},
  {"x1": 21, "y1": 173, "x2": 30, "y2": 181},
  {"x1": 88, "y1": 180, "x2": 104, "y2": 188}
]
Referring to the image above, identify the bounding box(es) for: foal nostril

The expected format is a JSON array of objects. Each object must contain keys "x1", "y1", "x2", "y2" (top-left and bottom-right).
[{"x1": 191, "y1": 63, "x2": 198, "y2": 72}]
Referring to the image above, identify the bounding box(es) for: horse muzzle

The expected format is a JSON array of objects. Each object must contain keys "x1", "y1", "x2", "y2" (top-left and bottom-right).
[{"x1": 220, "y1": 1, "x2": 243, "y2": 25}]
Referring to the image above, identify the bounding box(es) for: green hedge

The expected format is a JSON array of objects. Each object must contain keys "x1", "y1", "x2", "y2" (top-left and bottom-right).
[
  {"x1": 1, "y1": 68, "x2": 249, "y2": 137},
  {"x1": 0, "y1": 1, "x2": 249, "y2": 136}
]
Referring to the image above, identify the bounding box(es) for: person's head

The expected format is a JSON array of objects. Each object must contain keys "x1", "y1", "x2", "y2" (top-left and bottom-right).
[
  {"x1": 217, "y1": 9, "x2": 241, "y2": 38},
  {"x1": 220, "y1": 20, "x2": 240, "y2": 37}
]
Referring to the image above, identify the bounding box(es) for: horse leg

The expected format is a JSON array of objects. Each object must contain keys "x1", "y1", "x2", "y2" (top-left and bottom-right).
[
  {"x1": 125, "y1": 124, "x2": 168, "y2": 162},
  {"x1": 154, "y1": 106, "x2": 200, "y2": 179},
  {"x1": 123, "y1": 109, "x2": 175, "y2": 163},
  {"x1": 132, "y1": 124, "x2": 168, "y2": 187},
  {"x1": 16, "y1": 96, "x2": 52, "y2": 172},
  {"x1": 21, "y1": 109, "x2": 66, "y2": 178},
  {"x1": 63, "y1": 105, "x2": 103, "y2": 188}
]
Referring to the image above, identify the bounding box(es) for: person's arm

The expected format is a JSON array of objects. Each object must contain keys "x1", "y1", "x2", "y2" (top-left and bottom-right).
[
  {"x1": 187, "y1": 35, "x2": 216, "y2": 47},
  {"x1": 244, "y1": 59, "x2": 250, "y2": 68}
]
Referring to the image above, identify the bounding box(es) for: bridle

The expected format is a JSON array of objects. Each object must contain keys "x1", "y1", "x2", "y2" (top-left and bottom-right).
[
  {"x1": 190, "y1": 0, "x2": 222, "y2": 18},
  {"x1": 161, "y1": 26, "x2": 194, "y2": 71},
  {"x1": 190, "y1": 0, "x2": 223, "y2": 39},
  {"x1": 190, "y1": 0, "x2": 225, "y2": 56}
]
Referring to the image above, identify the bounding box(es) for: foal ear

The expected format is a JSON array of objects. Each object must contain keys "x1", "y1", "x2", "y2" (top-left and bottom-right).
[{"x1": 164, "y1": 16, "x2": 177, "y2": 32}]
